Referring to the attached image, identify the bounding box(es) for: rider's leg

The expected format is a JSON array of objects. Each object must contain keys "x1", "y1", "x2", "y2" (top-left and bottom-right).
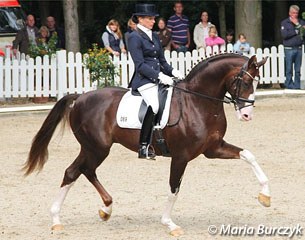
[{"x1": 138, "y1": 83, "x2": 159, "y2": 160}]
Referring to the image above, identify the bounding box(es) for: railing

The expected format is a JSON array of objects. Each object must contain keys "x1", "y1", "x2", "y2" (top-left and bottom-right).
[
  {"x1": 0, "y1": 44, "x2": 304, "y2": 99},
  {"x1": 0, "y1": 50, "x2": 92, "y2": 99}
]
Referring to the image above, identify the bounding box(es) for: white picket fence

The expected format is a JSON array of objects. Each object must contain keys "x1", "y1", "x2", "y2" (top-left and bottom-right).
[{"x1": 0, "y1": 44, "x2": 304, "y2": 99}]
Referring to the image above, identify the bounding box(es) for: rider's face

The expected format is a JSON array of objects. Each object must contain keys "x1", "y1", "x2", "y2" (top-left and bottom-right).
[{"x1": 139, "y1": 16, "x2": 155, "y2": 30}]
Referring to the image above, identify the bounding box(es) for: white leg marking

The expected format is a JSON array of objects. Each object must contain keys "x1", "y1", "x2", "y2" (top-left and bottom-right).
[
  {"x1": 161, "y1": 192, "x2": 180, "y2": 232},
  {"x1": 240, "y1": 149, "x2": 270, "y2": 196},
  {"x1": 101, "y1": 203, "x2": 113, "y2": 215},
  {"x1": 50, "y1": 183, "x2": 74, "y2": 226}
]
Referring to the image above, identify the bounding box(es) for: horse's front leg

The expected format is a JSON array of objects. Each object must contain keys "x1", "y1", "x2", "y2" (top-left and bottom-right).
[
  {"x1": 240, "y1": 149, "x2": 270, "y2": 207},
  {"x1": 161, "y1": 159, "x2": 188, "y2": 237},
  {"x1": 204, "y1": 140, "x2": 271, "y2": 207}
]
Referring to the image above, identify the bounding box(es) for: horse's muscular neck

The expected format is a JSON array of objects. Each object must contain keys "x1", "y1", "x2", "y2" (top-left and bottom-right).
[{"x1": 186, "y1": 64, "x2": 235, "y2": 100}]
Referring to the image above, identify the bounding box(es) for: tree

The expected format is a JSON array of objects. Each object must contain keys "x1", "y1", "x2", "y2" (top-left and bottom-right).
[
  {"x1": 38, "y1": 1, "x2": 50, "y2": 25},
  {"x1": 274, "y1": 1, "x2": 288, "y2": 45},
  {"x1": 63, "y1": 0, "x2": 80, "y2": 52},
  {"x1": 216, "y1": 1, "x2": 227, "y2": 39},
  {"x1": 235, "y1": 0, "x2": 262, "y2": 48}
]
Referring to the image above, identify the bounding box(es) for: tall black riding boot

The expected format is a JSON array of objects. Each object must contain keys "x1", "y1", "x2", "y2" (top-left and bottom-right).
[{"x1": 138, "y1": 106, "x2": 156, "y2": 160}]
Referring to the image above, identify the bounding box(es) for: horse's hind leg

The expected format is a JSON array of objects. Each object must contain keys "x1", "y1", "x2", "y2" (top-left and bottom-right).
[
  {"x1": 50, "y1": 183, "x2": 74, "y2": 230},
  {"x1": 81, "y1": 164, "x2": 113, "y2": 221},
  {"x1": 50, "y1": 154, "x2": 83, "y2": 230},
  {"x1": 80, "y1": 149, "x2": 113, "y2": 221},
  {"x1": 50, "y1": 149, "x2": 113, "y2": 230},
  {"x1": 204, "y1": 140, "x2": 271, "y2": 207}
]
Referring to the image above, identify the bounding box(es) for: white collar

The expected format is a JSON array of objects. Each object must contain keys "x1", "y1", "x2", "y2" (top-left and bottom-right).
[
  {"x1": 106, "y1": 25, "x2": 115, "y2": 34},
  {"x1": 106, "y1": 25, "x2": 119, "y2": 39},
  {"x1": 137, "y1": 24, "x2": 152, "y2": 40}
]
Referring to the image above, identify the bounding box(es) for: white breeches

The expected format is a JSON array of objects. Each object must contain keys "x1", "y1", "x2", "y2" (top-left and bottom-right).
[{"x1": 138, "y1": 83, "x2": 159, "y2": 114}]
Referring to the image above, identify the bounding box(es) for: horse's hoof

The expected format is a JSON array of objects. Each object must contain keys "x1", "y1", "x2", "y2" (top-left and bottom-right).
[
  {"x1": 98, "y1": 209, "x2": 111, "y2": 221},
  {"x1": 51, "y1": 224, "x2": 64, "y2": 231},
  {"x1": 258, "y1": 193, "x2": 271, "y2": 207},
  {"x1": 170, "y1": 227, "x2": 184, "y2": 237}
]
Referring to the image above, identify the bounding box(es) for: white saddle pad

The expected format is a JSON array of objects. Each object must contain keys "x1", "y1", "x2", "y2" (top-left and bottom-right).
[{"x1": 116, "y1": 87, "x2": 173, "y2": 129}]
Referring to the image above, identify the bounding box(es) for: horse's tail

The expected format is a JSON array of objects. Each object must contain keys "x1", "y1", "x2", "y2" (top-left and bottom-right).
[{"x1": 22, "y1": 94, "x2": 80, "y2": 176}]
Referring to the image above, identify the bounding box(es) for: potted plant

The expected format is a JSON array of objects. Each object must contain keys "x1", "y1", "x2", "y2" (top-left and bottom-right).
[{"x1": 83, "y1": 43, "x2": 119, "y2": 88}]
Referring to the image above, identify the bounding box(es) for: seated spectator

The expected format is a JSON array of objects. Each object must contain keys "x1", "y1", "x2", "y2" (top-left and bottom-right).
[
  {"x1": 233, "y1": 33, "x2": 251, "y2": 54},
  {"x1": 124, "y1": 18, "x2": 137, "y2": 51},
  {"x1": 225, "y1": 29, "x2": 235, "y2": 45},
  {"x1": 101, "y1": 19, "x2": 126, "y2": 56},
  {"x1": 29, "y1": 26, "x2": 57, "y2": 57},
  {"x1": 205, "y1": 26, "x2": 225, "y2": 47},
  {"x1": 157, "y1": 17, "x2": 172, "y2": 51},
  {"x1": 193, "y1": 11, "x2": 215, "y2": 49},
  {"x1": 37, "y1": 26, "x2": 49, "y2": 44},
  {"x1": 46, "y1": 16, "x2": 65, "y2": 49}
]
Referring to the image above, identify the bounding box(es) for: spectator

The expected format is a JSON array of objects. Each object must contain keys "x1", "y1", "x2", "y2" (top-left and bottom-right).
[
  {"x1": 29, "y1": 26, "x2": 57, "y2": 58},
  {"x1": 12, "y1": 14, "x2": 39, "y2": 56},
  {"x1": 205, "y1": 26, "x2": 225, "y2": 47},
  {"x1": 46, "y1": 16, "x2": 65, "y2": 49},
  {"x1": 233, "y1": 33, "x2": 251, "y2": 54},
  {"x1": 157, "y1": 17, "x2": 171, "y2": 51},
  {"x1": 193, "y1": 11, "x2": 215, "y2": 49},
  {"x1": 37, "y1": 26, "x2": 50, "y2": 45},
  {"x1": 101, "y1": 19, "x2": 126, "y2": 56},
  {"x1": 225, "y1": 28, "x2": 235, "y2": 45},
  {"x1": 280, "y1": 5, "x2": 305, "y2": 89},
  {"x1": 124, "y1": 18, "x2": 137, "y2": 51},
  {"x1": 167, "y1": 1, "x2": 190, "y2": 53}
]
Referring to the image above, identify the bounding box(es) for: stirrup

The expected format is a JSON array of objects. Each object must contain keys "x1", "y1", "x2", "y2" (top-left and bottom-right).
[{"x1": 138, "y1": 144, "x2": 156, "y2": 160}]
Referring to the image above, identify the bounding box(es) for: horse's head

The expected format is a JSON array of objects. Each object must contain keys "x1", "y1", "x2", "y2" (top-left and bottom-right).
[{"x1": 227, "y1": 55, "x2": 268, "y2": 121}]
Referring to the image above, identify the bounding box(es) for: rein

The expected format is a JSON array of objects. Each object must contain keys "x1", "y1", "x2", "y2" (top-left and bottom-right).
[
  {"x1": 167, "y1": 84, "x2": 233, "y2": 127},
  {"x1": 172, "y1": 84, "x2": 233, "y2": 104},
  {"x1": 167, "y1": 66, "x2": 257, "y2": 127},
  {"x1": 172, "y1": 64, "x2": 257, "y2": 106}
]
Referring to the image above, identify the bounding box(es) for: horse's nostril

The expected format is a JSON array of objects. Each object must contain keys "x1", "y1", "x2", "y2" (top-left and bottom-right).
[{"x1": 243, "y1": 114, "x2": 249, "y2": 118}]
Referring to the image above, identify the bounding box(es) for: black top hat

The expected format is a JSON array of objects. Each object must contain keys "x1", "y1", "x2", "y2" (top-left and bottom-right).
[{"x1": 133, "y1": 3, "x2": 159, "y2": 17}]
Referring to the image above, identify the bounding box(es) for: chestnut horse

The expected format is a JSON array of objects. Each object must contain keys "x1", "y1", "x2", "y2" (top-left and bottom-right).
[{"x1": 23, "y1": 53, "x2": 270, "y2": 236}]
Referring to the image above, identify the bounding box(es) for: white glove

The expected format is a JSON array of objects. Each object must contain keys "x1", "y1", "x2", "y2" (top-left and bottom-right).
[
  {"x1": 172, "y1": 69, "x2": 184, "y2": 80},
  {"x1": 158, "y1": 72, "x2": 174, "y2": 86}
]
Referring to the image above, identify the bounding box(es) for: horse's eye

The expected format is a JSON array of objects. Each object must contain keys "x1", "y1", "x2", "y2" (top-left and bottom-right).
[{"x1": 242, "y1": 80, "x2": 251, "y2": 89}]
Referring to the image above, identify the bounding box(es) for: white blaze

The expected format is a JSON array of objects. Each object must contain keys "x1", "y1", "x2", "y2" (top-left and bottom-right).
[{"x1": 236, "y1": 77, "x2": 259, "y2": 121}]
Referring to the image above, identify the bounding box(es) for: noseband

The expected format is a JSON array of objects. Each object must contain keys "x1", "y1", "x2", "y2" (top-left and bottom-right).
[{"x1": 228, "y1": 62, "x2": 259, "y2": 111}]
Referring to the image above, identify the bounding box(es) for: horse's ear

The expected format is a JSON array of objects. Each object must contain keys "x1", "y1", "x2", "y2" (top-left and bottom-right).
[
  {"x1": 257, "y1": 57, "x2": 268, "y2": 68},
  {"x1": 247, "y1": 55, "x2": 257, "y2": 69}
]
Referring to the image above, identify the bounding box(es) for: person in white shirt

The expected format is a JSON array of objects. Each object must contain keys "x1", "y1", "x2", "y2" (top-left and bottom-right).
[{"x1": 193, "y1": 11, "x2": 215, "y2": 49}]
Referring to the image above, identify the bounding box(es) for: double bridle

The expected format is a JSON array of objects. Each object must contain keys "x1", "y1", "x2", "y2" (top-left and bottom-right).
[
  {"x1": 172, "y1": 62, "x2": 259, "y2": 110},
  {"x1": 167, "y1": 61, "x2": 260, "y2": 127},
  {"x1": 228, "y1": 62, "x2": 259, "y2": 110}
]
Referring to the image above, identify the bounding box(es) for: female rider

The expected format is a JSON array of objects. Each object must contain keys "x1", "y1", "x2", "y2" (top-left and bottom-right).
[{"x1": 128, "y1": 3, "x2": 183, "y2": 160}]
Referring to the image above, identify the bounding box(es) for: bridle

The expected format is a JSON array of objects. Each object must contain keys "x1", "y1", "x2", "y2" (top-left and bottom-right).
[
  {"x1": 172, "y1": 62, "x2": 259, "y2": 110},
  {"x1": 227, "y1": 62, "x2": 259, "y2": 110}
]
